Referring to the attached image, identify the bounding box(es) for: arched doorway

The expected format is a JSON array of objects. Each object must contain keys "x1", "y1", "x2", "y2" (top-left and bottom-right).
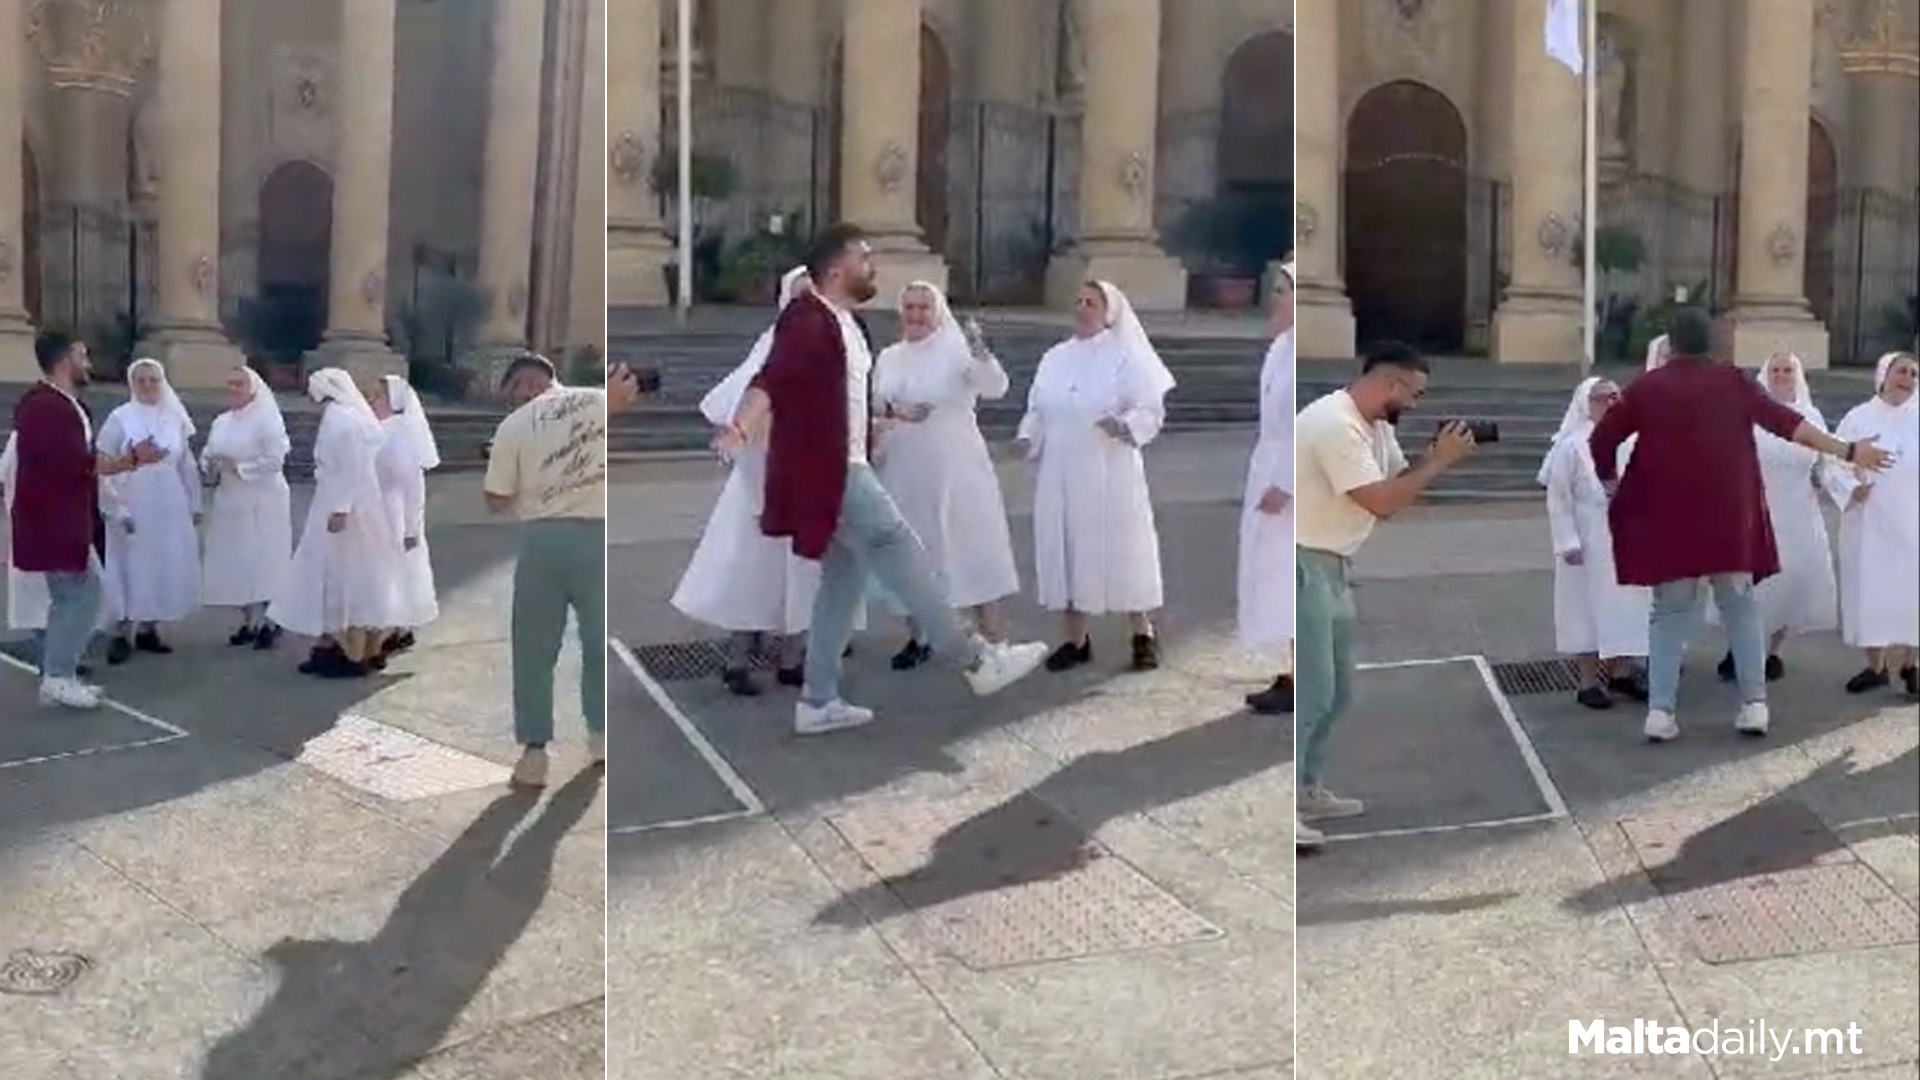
[
  {"x1": 1803, "y1": 119, "x2": 1838, "y2": 328},
  {"x1": 1343, "y1": 81, "x2": 1470, "y2": 351},
  {"x1": 255, "y1": 161, "x2": 333, "y2": 355},
  {"x1": 1219, "y1": 32, "x2": 1293, "y2": 194},
  {"x1": 21, "y1": 140, "x2": 42, "y2": 325},
  {"x1": 825, "y1": 25, "x2": 952, "y2": 253}
]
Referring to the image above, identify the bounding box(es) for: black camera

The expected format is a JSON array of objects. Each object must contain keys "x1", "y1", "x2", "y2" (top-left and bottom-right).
[
  {"x1": 1440, "y1": 419, "x2": 1501, "y2": 444},
  {"x1": 635, "y1": 366, "x2": 663, "y2": 394}
]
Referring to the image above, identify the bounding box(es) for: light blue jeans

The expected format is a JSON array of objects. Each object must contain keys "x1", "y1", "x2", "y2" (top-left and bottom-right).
[
  {"x1": 41, "y1": 571, "x2": 103, "y2": 681},
  {"x1": 803, "y1": 464, "x2": 983, "y2": 706},
  {"x1": 1295, "y1": 548, "x2": 1358, "y2": 789},
  {"x1": 1648, "y1": 573, "x2": 1765, "y2": 712}
]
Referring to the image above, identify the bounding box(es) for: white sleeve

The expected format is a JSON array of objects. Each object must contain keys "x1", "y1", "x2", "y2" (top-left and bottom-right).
[
  {"x1": 1114, "y1": 358, "x2": 1169, "y2": 448},
  {"x1": 177, "y1": 435, "x2": 203, "y2": 515},
  {"x1": 1543, "y1": 444, "x2": 1582, "y2": 556},
  {"x1": 96, "y1": 414, "x2": 130, "y2": 522},
  {"x1": 313, "y1": 420, "x2": 364, "y2": 516},
  {"x1": 964, "y1": 350, "x2": 1011, "y2": 401}
]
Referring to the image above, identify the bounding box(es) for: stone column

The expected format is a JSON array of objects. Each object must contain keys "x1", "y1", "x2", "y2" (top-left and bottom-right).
[
  {"x1": 138, "y1": 0, "x2": 245, "y2": 388},
  {"x1": 308, "y1": 0, "x2": 404, "y2": 378},
  {"x1": 568, "y1": 0, "x2": 608, "y2": 354},
  {"x1": 1492, "y1": 0, "x2": 1585, "y2": 364},
  {"x1": 0, "y1": 0, "x2": 37, "y2": 380},
  {"x1": 1293, "y1": 0, "x2": 1354, "y2": 358},
  {"x1": 1727, "y1": 0, "x2": 1826, "y2": 368},
  {"x1": 838, "y1": 0, "x2": 948, "y2": 300},
  {"x1": 1855, "y1": 74, "x2": 1916, "y2": 195},
  {"x1": 1044, "y1": 0, "x2": 1186, "y2": 311},
  {"x1": 1673, "y1": 0, "x2": 1729, "y2": 193},
  {"x1": 974, "y1": 0, "x2": 1039, "y2": 104},
  {"x1": 470, "y1": 0, "x2": 548, "y2": 368},
  {"x1": 608, "y1": 0, "x2": 671, "y2": 305}
]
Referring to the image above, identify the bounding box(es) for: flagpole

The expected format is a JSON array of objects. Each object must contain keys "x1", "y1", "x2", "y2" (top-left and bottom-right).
[
  {"x1": 1580, "y1": 0, "x2": 1599, "y2": 376},
  {"x1": 675, "y1": 0, "x2": 694, "y2": 323}
]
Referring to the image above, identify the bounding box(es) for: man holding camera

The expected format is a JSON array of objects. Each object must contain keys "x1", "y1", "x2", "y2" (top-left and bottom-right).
[{"x1": 1292, "y1": 343, "x2": 1479, "y2": 851}]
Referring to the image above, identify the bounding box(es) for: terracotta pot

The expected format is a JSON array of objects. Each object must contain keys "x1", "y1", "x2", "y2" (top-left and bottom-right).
[
  {"x1": 1205, "y1": 276, "x2": 1258, "y2": 310},
  {"x1": 264, "y1": 361, "x2": 303, "y2": 393}
]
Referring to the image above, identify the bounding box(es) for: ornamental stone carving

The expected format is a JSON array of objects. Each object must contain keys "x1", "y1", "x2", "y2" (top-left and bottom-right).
[
  {"x1": 611, "y1": 130, "x2": 648, "y2": 186},
  {"x1": 0, "y1": 238, "x2": 14, "y2": 284},
  {"x1": 361, "y1": 270, "x2": 384, "y2": 308},
  {"x1": 1296, "y1": 200, "x2": 1320, "y2": 246},
  {"x1": 507, "y1": 282, "x2": 529, "y2": 318},
  {"x1": 1536, "y1": 213, "x2": 1573, "y2": 256},
  {"x1": 1117, "y1": 152, "x2": 1148, "y2": 198},
  {"x1": 1767, "y1": 223, "x2": 1800, "y2": 264},
  {"x1": 25, "y1": 0, "x2": 156, "y2": 96},
  {"x1": 874, "y1": 142, "x2": 910, "y2": 194},
  {"x1": 190, "y1": 254, "x2": 213, "y2": 298}
]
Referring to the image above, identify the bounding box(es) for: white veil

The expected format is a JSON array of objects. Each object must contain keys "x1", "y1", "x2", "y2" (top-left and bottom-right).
[
  {"x1": 1537, "y1": 375, "x2": 1603, "y2": 486},
  {"x1": 1095, "y1": 280, "x2": 1177, "y2": 402},
  {"x1": 1875, "y1": 351, "x2": 1917, "y2": 408},
  {"x1": 1645, "y1": 334, "x2": 1670, "y2": 371},
  {"x1": 307, "y1": 368, "x2": 383, "y2": 446},
  {"x1": 210, "y1": 366, "x2": 291, "y2": 461},
  {"x1": 896, "y1": 279, "x2": 969, "y2": 358},
  {"x1": 111, "y1": 357, "x2": 196, "y2": 451},
  {"x1": 701, "y1": 266, "x2": 812, "y2": 426},
  {"x1": 382, "y1": 374, "x2": 443, "y2": 470}
]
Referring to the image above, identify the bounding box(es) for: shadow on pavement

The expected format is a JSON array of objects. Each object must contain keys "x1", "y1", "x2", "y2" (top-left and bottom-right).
[
  {"x1": 1297, "y1": 891, "x2": 1523, "y2": 928},
  {"x1": 199, "y1": 767, "x2": 602, "y2": 1080},
  {"x1": 814, "y1": 707, "x2": 1287, "y2": 928}
]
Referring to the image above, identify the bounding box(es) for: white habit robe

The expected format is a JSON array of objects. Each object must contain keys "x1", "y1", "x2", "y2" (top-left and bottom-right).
[
  {"x1": 1236, "y1": 328, "x2": 1294, "y2": 651},
  {"x1": 1017, "y1": 281, "x2": 1175, "y2": 615},
  {"x1": 1541, "y1": 379, "x2": 1650, "y2": 659},
  {"x1": 671, "y1": 267, "x2": 843, "y2": 634},
  {"x1": 1827, "y1": 357, "x2": 1920, "y2": 649},
  {"x1": 872, "y1": 282, "x2": 1020, "y2": 609},
  {"x1": 3, "y1": 429, "x2": 109, "y2": 633},
  {"x1": 268, "y1": 369, "x2": 405, "y2": 637},
  {"x1": 200, "y1": 368, "x2": 294, "y2": 608},
  {"x1": 97, "y1": 360, "x2": 204, "y2": 625},
  {"x1": 376, "y1": 376, "x2": 441, "y2": 628}
]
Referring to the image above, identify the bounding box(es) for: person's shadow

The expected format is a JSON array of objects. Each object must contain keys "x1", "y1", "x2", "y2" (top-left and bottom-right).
[{"x1": 200, "y1": 768, "x2": 602, "y2": 1080}]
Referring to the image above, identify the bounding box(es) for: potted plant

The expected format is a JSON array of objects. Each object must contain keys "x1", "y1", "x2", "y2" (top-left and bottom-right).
[{"x1": 1168, "y1": 191, "x2": 1290, "y2": 309}]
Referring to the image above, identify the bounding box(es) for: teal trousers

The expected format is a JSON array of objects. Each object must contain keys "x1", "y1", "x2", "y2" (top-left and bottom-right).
[
  {"x1": 511, "y1": 519, "x2": 606, "y2": 745},
  {"x1": 1295, "y1": 547, "x2": 1358, "y2": 788}
]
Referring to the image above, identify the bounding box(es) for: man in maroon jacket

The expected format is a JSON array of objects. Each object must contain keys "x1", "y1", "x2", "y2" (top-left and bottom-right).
[
  {"x1": 719, "y1": 224, "x2": 1049, "y2": 735},
  {"x1": 1590, "y1": 308, "x2": 1889, "y2": 742},
  {"x1": 10, "y1": 332, "x2": 163, "y2": 709}
]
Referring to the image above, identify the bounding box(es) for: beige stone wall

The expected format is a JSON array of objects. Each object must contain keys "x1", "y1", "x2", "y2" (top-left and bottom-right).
[
  {"x1": 3, "y1": 0, "x2": 601, "y2": 387},
  {"x1": 1295, "y1": 0, "x2": 1919, "y2": 368}
]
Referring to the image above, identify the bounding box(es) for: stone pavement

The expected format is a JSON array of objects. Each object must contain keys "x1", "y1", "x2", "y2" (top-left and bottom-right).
[
  {"x1": 1296, "y1": 503, "x2": 1919, "y2": 1079},
  {"x1": 607, "y1": 432, "x2": 1293, "y2": 1080},
  {"x1": 0, "y1": 474, "x2": 605, "y2": 1080}
]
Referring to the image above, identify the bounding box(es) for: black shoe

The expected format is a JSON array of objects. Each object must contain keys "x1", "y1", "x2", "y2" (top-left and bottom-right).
[
  {"x1": 1716, "y1": 652, "x2": 1736, "y2": 681},
  {"x1": 298, "y1": 644, "x2": 344, "y2": 675},
  {"x1": 1246, "y1": 674, "x2": 1293, "y2": 715},
  {"x1": 1608, "y1": 674, "x2": 1648, "y2": 702},
  {"x1": 320, "y1": 656, "x2": 373, "y2": 679},
  {"x1": 889, "y1": 640, "x2": 932, "y2": 671},
  {"x1": 386, "y1": 631, "x2": 416, "y2": 653},
  {"x1": 1765, "y1": 654, "x2": 1784, "y2": 681},
  {"x1": 229, "y1": 625, "x2": 259, "y2": 646},
  {"x1": 1845, "y1": 667, "x2": 1890, "y2": 694},
  {"x1": 1899, "y1": 665, "x2": 1919, "y2": 696},
  {"x1": 106, "y1": 636, "x2": 133, "y2": 665},
  {"x1": 1129, "y1": 634, "x2": 1160, "y2": 672},
  {"x1": 1044, "y1": 639, "x2": 1092, "y2": 672},
  {"x1": 774, "y1": 665, "x2": 804, "y2": 688},
  {"x1": 134, "y1": 629, "x2": 172, "y2": 655},
  {"x1": 75, "y1": 662, "x2": 93, "y2": 678},
  {"x1": 1576, "y1": 685, "x2": 1614, "y2": 710},
  {"x1": 721, "y1": 668, "x2": 761, "y2": 697},
  {"x1": 253, "y1": 623, "x2": 281, "y2": 651}
]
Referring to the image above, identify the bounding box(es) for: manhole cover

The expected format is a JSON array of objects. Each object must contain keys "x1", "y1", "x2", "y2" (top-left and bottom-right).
[
  {"x1": 1663, "y1": 864, "x2": 1920, "y2": 963},
  {"x1": 628, "y1": 637, "x2": 805, "y2": 682},
  {"x1": 1487, "y1": 658, "x2": 1580, "y2": 696},
  {"x1": 828, "y1": 795, "x2": 1223, "y2": 971},
  {"x1": 0, "y1": 949, "x2": 92, "y2": 995}
]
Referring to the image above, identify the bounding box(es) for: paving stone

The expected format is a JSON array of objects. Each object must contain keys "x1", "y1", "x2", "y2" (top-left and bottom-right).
[{"x1": 294, "y1": 713, "x2": 511, "y2": 801}]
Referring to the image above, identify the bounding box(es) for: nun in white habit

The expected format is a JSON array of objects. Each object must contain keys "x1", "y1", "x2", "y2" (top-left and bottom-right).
[
  {"x1": 672, "y1": 266, "x2": 839, "y2": 695},
  {"x1": 1703, "y1": 352, "x2": 1837, "y2": 682},
  {"x1": 97, "y1": 357, "x2": 203, "y2": 663},
  {"x1": 269, "y1": 368, "x2": 404, "y2": 679},
  {"x1": 372, "y1": 374, "x2": 441, "y2": 645},
  {"x1": 200, "y1": 365, "x2": 293, "y2": 649},
  {"x1": 1540, "y1": 376, "x2": 1650, "y2": 709},
  {"x1": 871, "y1": 280, "x2": 1020, "y2": 668},
  {"x1": 1016, "y1": 280, "x2": 1175, "y2": 674},
  {"x1": 1828, "y1": 351, "x2": 1920, "y2": 698},
  {"x1": 1238, "y1": 266, "x2": 1296, "y2": 715}
]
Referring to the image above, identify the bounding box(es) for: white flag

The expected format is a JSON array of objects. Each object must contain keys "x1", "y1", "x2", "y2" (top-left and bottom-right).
[{"x1": 1545, "y1": 0, "x2": 1584, "y2": 75}]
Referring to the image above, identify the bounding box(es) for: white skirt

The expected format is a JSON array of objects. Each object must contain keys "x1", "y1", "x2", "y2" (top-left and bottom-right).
[{"x1": 202, "y1": 474, "x2": 294, "y2": 608}]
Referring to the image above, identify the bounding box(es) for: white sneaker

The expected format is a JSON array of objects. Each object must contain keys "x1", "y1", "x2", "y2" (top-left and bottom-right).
[
  {"x1": 38, "y1": 677, "x2": 102, "y2": 710},
  {"x1": 965, "y1": 641, "x2": 1050, "y2": 697},
  {"x1": 587, "y1": 734, "x2": 606, "y2": 764},
  {"x1": 1735, "y1": 702, "x2": 1769, "y2": 736},
  {"x1": 794, "y1": 700, "x2": 875, "y2": 736},
  {"x1": 1296, "y1": 817, "x2": 1325, "y2": 850},
  {"x1": 1644, "y1": 709, "x2": 1680, "y2": 742},
  {"x1": 510, "y1": 747, "x2": 550, "y2": 789},
  {"x1": 1298, "y1": 785, "x2": 1365, "y2": 820}
]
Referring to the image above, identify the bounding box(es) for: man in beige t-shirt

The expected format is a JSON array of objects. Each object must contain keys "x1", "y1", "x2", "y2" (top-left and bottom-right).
[
  {"x1": 484, "y1": 354, "x2": 612, "y2": 789},
  {"x1": 1293, "y1": 343, "x2": 1474, "y2": 850}
]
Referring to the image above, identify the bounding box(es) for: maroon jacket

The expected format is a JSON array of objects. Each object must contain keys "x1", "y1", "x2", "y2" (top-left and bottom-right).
[
  {"x1": 10, "y1": 381, "x2": 102, "y2": 574},
  {"x1": 752, "y1": 292, "x2": 872, "y2": 561},
  {"x1": 1590, "y1": 361, "x2": 1806, "y2": 587}
]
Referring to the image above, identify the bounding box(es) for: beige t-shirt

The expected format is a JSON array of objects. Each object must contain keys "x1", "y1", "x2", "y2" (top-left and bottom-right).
[
  {"x1": 1294, "y1": 389, "x2": 1406, "y2": 557},
  {"x1": 483, "y1": 384, "x2": 607, "y2": 520}
]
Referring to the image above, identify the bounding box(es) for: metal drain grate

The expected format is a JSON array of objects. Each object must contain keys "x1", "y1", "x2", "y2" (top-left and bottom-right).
[
  {"x1": 1488, "y1": 658, "x2": 1582, "y2": 696},
  {"x1": 0, "y1": 950, "x2": 92, "y2": 995},
  {"x1": 626, "y1": 636, "x2": 806, "y2": 682}
]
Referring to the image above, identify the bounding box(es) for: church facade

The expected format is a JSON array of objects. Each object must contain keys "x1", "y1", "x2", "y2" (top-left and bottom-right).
[
  {"x1": 1, "y1": 0, "x2": 606, "y2": 389},
  {"x1": 608, "y1": 0, "x2": 1295, "y2": 312},
  {"x1": 1294, "y1": 0, "x2": 1919, "y2": 368}
]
